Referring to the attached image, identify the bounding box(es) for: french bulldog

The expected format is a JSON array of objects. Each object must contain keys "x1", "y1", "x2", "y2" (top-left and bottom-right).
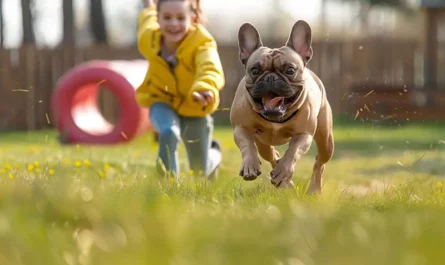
[{"x1": 229, "y1": 20, "x2": 334, "y2": 194}]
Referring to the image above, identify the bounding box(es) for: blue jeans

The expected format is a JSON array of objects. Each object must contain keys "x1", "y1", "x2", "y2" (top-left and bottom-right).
[{"x1": 149, "y1": 102, "x2": 221, "y2": 178}]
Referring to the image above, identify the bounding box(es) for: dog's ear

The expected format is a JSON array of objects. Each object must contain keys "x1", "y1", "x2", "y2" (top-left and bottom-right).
[
  {"x1": 286, "y1": 20, "x2": 313, "y2": 65},
  {"x1": 238, "y1": 23, "x2": 263, "y2": 66}
]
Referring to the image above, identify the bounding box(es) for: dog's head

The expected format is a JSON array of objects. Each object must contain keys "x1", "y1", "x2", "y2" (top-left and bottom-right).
[{"x1": 238, "y1": 20, "x2": 313, "y2": 121}]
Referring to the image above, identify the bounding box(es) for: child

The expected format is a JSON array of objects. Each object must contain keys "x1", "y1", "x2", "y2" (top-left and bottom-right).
[{"x1": 136, "y1": 0, "x2": 225, "y2": 180}]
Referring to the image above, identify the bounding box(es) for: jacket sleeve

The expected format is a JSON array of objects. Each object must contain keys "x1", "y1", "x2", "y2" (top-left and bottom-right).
[
  {"x1": 137, "y1": 7, "x2": 158, "y2": 58},
  {"x1": 189, "y1": 41, "x2": 225, "y2": 98}
]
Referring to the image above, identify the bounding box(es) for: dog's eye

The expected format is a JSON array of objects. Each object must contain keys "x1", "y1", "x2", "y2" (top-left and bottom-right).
[
  {"x1": 285, "y1": 67, "x2": 296, "y2": 75},
  {"x1": 250, "y1": 67, "x2": 260, "y2": 76}
]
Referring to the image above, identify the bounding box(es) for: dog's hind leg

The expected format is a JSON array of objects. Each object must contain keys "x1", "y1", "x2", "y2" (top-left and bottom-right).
[
  {"x1": 254, "y1": 137, "x2": 280, "y2": 168},
  {"x1": 307, "y1": 104, "x2": 334, "y2": 194}
]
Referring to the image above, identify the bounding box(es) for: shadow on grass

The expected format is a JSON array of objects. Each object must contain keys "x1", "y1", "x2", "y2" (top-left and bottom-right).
[
  {"x1": 332, "y1": 115, "x2": 445, "y2": 128},
  {"x1": 2, "y1": 114, "x2": 445, "y2": 158},
  {"x1": 273, "y1": 139, "x2": 445, "y2": 159},
  {"x1": 334, "y1": 139, "x2": 444, "y2": 154}
]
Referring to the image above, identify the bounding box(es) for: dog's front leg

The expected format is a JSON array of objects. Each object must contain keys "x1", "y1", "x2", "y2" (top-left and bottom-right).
[
  {"x1": 233, "y1": 126, "x2": 262, "y2": 181},
  {"x1": 270, "y1": 134, "x2": 313, "y2": 188}
]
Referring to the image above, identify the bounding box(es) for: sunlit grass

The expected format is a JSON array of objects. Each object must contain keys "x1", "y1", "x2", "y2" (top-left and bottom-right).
[{"x1": 0, "y1": 120, "x2": 445, "y2": 264}]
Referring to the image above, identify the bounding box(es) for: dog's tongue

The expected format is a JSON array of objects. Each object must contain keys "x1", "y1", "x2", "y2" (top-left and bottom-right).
[{"x1": 264, "y1": 97, "x2": 285, "y2": 110}]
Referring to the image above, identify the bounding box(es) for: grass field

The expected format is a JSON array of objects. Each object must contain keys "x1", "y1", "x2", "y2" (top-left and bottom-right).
[{"x1": 1, "y1": 118, "x2": 445, "y2": 265}]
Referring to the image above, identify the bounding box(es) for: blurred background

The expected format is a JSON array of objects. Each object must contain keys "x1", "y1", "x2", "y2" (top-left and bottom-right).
[{"x1": 0, "y1": 0, "x2": 444, "y2": 131}]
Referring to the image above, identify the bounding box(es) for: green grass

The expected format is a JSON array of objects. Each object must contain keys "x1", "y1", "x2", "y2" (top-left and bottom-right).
[{"x1": 1, "y1": 120, "x2": 445, "y2": 265}]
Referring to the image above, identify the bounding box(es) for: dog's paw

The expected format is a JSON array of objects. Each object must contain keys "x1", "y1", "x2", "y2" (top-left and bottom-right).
[
  {"x1": 279, "y1": 179, "x2": 295, "y2": 189},
  {"x1": 239, "y1": 156, "x2": 261, "y2": 181},
  {"x1": 270, "y1": 159, "x2": 294, "y2": 188},
  {"x1": 306, "y1": 180, "x2": 321, "y2": 195}
]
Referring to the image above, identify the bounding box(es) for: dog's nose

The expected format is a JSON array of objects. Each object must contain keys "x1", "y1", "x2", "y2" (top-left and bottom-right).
[{"x1": 264, "y1": 73, "x2": 279, "y2": 83}]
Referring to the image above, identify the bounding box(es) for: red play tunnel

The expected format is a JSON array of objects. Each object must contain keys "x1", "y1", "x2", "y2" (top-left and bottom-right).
[{"x1": 51, "y1": 60, "x2": 154, "y2": 144}]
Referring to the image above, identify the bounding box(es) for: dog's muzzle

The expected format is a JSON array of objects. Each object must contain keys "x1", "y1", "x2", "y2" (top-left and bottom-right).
[{"x1": 250, "y1": 73, "x2": 301, "y2": 117}]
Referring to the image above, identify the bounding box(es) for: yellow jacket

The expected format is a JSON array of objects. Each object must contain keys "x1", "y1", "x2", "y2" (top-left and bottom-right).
[{"x1": 135, "y1": 7, "x2": 225, "y2": 117}]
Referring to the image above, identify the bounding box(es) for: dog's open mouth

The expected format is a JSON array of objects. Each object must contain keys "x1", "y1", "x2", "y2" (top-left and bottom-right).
[{"x1": 254, "y1": 92, "x2": 299, "y2": 117}]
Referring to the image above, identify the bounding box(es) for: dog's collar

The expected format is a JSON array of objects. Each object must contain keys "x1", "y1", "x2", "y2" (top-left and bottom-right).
[{"x1": 257, "y1": 108, "x2": 299, "y2": 124}]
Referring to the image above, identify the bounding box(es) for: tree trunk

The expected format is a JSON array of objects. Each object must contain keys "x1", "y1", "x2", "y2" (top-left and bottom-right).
[
  {"x1": 320, "y1": 0, "x2": 328, "y2": 34},
  {"x1": 0, "y1": 0, "x2": 3, "y2": 46},
  {"x1": 21, "y1": 0, "x2": 35, "y2": 44},
  {"x1": 89, "y1": 0, "x2": 107, "y2": 43},
  {"x1": 62, "y1": 0, "x2": 75, "y2": 45},
  {"x1": 359, "y1": 2, "x2": 370, "y2": 36}
]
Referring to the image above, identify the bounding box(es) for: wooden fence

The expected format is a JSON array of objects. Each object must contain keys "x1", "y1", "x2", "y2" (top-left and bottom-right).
[{"x1": 0, "y1": 38, "x2": 425, "y2": 131}]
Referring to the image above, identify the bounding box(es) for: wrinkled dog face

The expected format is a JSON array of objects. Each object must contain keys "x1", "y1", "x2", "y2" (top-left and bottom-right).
[{"x1": 238, "y1": 21, "x2": 313, "y2": 119}]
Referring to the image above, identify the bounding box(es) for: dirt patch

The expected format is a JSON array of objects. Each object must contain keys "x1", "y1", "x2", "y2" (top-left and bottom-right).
[{"x1": 338, "y1": 179, "x2": 392, "y2": 197}]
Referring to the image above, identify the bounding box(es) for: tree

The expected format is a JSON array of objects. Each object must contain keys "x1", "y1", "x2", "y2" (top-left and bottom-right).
[
  {"x1": 21, "y1": 0, "x2": 35, "y2": 44},
  {"x1": 0, "y1": 0, "x2": 3, "y2": 46},
  {"x1": 342, "y1": 0, "x2": 415, "y2": 12},
  {"x1": 62, "y1": 0, "x2": 75, "y2": 45},
  {"x1": 335, "y1": 0, "x2": 416, "y2": 34},
  {"x1": 89, "y1": 0, "x2": 107, "y2": 43}
]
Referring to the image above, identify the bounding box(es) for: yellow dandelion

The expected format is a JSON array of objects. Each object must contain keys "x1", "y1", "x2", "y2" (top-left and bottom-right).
[
  {"x1": 27, "y1": 164, "x2": 34, "y2": 172},
  {"x1": 3, "y1": 164, "x2": 12, "y2": 170},
  {"x1": 74, "y1": 161, "x2": 82, "y2": 168},
  {"x1": 103, "y1": 163, "x2": 111, "y2": 170},
  {"x1": 0, "y1": 169, "x2": 6, "y2": 174},
  {"x1": 188, "y1": 170, "x2": 194, "y2": 175},
  {"x1": 83, "y1": 160, "x2": 92, "y2": 166},
  {"x1": 437, "y1": 181, "x2": 443, "y2": 189},
  {"x1": 99, "y1": 171, "x2": 106, "y2": 179},
  {"x1": 35, "y1": 168, "x2": 41, "y2": 173},
  {"x1": 168, "y1": 177, "x2": 175, "y2": 183},
  {"x1": 8, "y1": 173, "x2": 13, "y2": 179},
  {"x1": 64, "y1": 159, "x2": 71, "y2": 165},
  {"x1": 33, "y1": 161, "x2": 40, "y2": 167},
  {"x1": 49, "y1": 169, "x2": 55, "y2": 175},
  {"x1": 14, "y1": 164, "x2": 21, "y2": 169}
]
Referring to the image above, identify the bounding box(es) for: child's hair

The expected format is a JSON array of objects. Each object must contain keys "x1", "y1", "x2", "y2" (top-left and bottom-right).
[{"x1": 155, "y1": 0, "x2": 203, "y2": 24}]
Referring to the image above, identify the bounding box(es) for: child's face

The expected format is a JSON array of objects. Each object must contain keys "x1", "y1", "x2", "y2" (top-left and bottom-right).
[{"x1": 158, "y1": 1, "x2": 196, "y2": 45}]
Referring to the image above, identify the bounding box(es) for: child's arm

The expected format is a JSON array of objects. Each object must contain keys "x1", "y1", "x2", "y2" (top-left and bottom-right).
[
  {"x1": 189, "y1": 41, "x2": 225, "y2": 103},
  {"x1": 137, "y1": 2, "x2": 158, "y2": 58}
]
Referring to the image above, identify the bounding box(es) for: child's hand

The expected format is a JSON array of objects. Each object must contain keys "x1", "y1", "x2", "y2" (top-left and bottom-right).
[{"x1": 193, "y1": 91, "x2": 214, "y2": 107}]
